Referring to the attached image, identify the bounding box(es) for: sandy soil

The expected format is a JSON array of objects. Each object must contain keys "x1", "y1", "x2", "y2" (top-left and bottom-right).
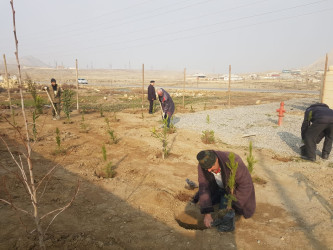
[{"x1": 0, "y1": 88, "x2": 332, "y2": 250}]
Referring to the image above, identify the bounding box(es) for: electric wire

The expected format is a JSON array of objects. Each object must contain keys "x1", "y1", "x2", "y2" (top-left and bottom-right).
[{"x1": 21, "y1": 0, "x2": 330, "y2": 57}]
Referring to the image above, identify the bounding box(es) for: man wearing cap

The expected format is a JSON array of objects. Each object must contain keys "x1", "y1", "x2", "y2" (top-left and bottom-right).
[
  {"x1": 193, "y1": 150, "x2": 256, "y2": 228},
  {"x1": 44, "y1": 78, "x2": 62, "y2": 120},
  {"x1": 301, "y1": 103, "x2": 333, "y2": 161},
  {"x1": 147, "y1": 80, "x2": 156, "y2": 114},
  {"x1": 157, "y1": 88, "x2": 175, "y2": 127}
]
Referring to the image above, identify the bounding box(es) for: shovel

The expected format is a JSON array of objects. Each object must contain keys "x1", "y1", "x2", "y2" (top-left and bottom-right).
[{"x1": 45, "y1": 88, "x2": 59, "y2": 118}]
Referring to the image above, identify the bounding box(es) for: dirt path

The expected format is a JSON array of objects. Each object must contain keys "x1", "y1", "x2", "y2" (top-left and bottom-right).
[{"x1": 0, "y1": 99, "x2": 332, "y2": 249}]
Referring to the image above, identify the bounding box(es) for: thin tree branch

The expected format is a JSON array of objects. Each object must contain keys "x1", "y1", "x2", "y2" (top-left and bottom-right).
[
  {"x1": 0, "y1": 199, "x2": 31, "y2": 216},
  {"x1": 42, "y1": 180, "x2": 80, "y2": 235}
]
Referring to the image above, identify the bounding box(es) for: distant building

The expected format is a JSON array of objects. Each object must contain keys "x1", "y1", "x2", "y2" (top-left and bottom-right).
[
  {"x1": 193, "y1": 73, "x2": 206, "y2": 78},
  {"x1": 248, "y1": 74, "x2": 258, "y2": 80},
  {"x1": 291, "y1": 69, "x2": 301, "y2": 75},
  {"x1": 219, "y1": 74, "x2": 244, "y2": 81}
]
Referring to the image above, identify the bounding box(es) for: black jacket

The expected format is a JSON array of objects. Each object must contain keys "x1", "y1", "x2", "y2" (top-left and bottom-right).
[
  {"x1": 301, "y1": 103, "x2": 333, "y2": 139},
  {"x1": 147, "y1": 84, "x2": 156, "y2": 101}
]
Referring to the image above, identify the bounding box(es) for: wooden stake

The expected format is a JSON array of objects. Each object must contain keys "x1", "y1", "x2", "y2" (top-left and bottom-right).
[
  {"x1": 228, "y1": 65, "x2": 231, "y2": 107},
  {"x1": 321, "y1": 54, "x2": 328, "y2": 102},
  {"x1": 197, "y1": 76, "x2": 199, "y2": 88},
  {"x1": 142, "y1": 64, "x2": 144, "y2": 109},
  {"x1": 75, "y1": 59, "x2": 79, "y2": 111},
  {"x1": 183, "y1": 68, "x2": 186, "y2": 108},
  {"x1": 3, "y1": 54, "x2": 14, "y2": 123}
]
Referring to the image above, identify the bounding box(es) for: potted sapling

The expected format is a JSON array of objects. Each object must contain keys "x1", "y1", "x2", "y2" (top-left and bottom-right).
[{"x1": 212, "y1": 152, "x2": 238, "y2": 232}]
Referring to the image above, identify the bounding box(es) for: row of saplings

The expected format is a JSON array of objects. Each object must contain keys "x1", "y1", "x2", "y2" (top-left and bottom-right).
[
  {"x1": 18, "y1": 79, "x2": 120, "y2": 178},
  {"x1": 27, "y1": 80, "x2": 259, "y2": 183},
  {"x1": 1, "y1": 79, "x2": 261, "y2": 250}
]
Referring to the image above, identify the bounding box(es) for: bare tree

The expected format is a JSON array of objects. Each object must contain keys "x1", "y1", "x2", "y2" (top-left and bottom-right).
[{"x1": 0, "y1": 1, "x2": 79, "y2": 248}]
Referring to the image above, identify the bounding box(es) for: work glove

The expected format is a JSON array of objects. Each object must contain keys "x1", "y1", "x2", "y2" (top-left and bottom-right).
[{"x1": 43, "y1": 86, "x2": 48, "y2": 90}]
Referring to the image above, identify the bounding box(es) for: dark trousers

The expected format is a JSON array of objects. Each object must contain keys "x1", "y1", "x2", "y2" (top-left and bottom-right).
[
  {"x1": 149, "y1": 100, "x2": 154, "y2": 113},
  {"x1": 192, "y1": 188, "x2": 228, "y2": 209},
  {"x1": 304, "y1": 123, "x2": 333, "y2": 159},
  {"x1": 52, "y1": 103, "x2": 61, "y2": 117}
]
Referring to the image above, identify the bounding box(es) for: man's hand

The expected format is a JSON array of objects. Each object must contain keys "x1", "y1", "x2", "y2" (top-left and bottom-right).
[
  {"x1": 43, "y1": 86, "x2": 48, "y2": 90},
  {"x1": 204, "y1": 213, "x2": 213, "y2": 228}
]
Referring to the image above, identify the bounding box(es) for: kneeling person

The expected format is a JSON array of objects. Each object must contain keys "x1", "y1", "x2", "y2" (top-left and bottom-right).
[{"x1": 193, "y1": 150, "x2": 256, "y2": 228}]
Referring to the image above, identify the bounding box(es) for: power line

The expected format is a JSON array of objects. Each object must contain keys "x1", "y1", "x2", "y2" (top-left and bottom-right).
[
  {"x1": 23, "y1": 0, "x2": 330, "y2": 56},
  {"x1": 67, "y1": 7, "x2": 333, "y2": 57},
  {"x1": 20, "y1": 0, "x2": 208, "y2": 41},
  {"x1": 17, "y1": 0, "x2": 328, "y2": 54},
  {"x1": 21, "y1": 0, "x2": 156, "y2": 39}
]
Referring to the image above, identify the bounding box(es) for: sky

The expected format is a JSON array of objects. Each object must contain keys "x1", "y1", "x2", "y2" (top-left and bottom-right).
[{"x1": 0, "y1": 0, "x2": 332, "y2": 73}]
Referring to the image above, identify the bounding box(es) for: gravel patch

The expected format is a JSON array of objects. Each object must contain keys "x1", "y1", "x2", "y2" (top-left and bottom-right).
[{"x1": 175, "y1": 98, "x2": 324, "y2": 157}]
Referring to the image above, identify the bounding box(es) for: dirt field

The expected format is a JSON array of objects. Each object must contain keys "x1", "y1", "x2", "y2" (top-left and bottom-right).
[{"x1": 0, "y1": 86, "x2": 332, "y2": 250}]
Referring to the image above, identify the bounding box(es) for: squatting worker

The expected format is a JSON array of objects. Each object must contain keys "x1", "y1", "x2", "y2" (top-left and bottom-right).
[
  {"x1": 147, "y1": 80, "x2": 156, "y2": 114},
  {"x1": 157, "y1": 88, "x2": 175, "y2": 127},
  {"x1": 301, "y1": 103, "x2": 333, "y2": 161},
  {"x1": 44, "y1": 78, "x2": 62, "y2": 120},
  {"x1": 193, "y1": 150, "x2": 256, "y2": 228}
]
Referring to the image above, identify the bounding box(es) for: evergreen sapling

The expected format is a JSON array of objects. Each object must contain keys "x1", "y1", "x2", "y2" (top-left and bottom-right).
[
  {"x1": 62, "y1": 89, "x2": 74, "y2": 122},
  {"x1": 246, "y1": 141, "x2": 257, "y2": 174}
]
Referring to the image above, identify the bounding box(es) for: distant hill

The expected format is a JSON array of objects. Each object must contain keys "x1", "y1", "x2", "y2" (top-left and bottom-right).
[
  {"x1": 303, "y1": 49, "x2": 333, "y2": 72},
  {"x1": 1, "y1": 55, "x2": 50, "y2": 68}
]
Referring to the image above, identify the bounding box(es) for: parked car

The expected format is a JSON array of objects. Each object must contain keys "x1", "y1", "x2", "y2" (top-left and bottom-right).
[{"x1": 78, "y1": 78, "x2": 88, "y2": 84}]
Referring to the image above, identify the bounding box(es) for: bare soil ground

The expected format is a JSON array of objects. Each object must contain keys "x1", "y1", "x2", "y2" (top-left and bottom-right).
[{"x1": 0, "y1": 87, "x2": 332, "y2": 250}]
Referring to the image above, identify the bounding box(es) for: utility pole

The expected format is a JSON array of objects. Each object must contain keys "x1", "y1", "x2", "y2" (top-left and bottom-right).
[
  {"x1": 321, "y1": 54, "x2": 328, "y2": 102},
  {"x1": 183, "y1": 68, "x2": 186, "y2": 108},
  {"x1": 228, "y1": 65, "x2": 231, "y2": 108},
  {"x1": 142, "y1": 64, "x2": 144, "y2": 109},
  {"x1": 76, "y1": 59, "x2": 79, "y2": 111}
]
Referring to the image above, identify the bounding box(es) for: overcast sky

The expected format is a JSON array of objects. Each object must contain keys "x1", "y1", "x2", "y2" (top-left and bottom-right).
[{"x1": 0, "y1": 0, "x2": 332, "y2": 73}]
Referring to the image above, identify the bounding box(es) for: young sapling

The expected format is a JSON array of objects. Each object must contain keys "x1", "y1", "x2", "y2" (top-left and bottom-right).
[
  {"x1": 62, "y1": 89, "x2": 74, "y2": 123},
  {"x1": 246, "y1": 141, "x2": 257, "y2": 174},
  {"x1": 201, "y1": 130, "x2": 215, "y2": 144},
  {"x1": 105, "y1": 117, "x2": 119, "y2": 144},
  {"x1": 151, "y1": 117, "x2": 170, "y2": 159}
]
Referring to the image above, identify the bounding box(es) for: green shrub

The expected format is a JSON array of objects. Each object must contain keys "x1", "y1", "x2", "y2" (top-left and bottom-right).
[
  {"x1": 62, "y1": 89, "x2": 75, "y2": 121},
  {"x1": 201, "y1": 130, "x2": 215, "y2": 144}
]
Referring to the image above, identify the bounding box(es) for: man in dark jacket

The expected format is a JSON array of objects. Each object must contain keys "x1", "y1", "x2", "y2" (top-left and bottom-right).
[
  {"x1": 193, "y1": 150, "x2": 256, "y2": 228},
  {"x1": 147, "y1": 80, "x2": 156, "y2": 114},
  {"x1": 301, "y1": 103, "x2": 333, "y2": 161},
  {"x1": 44, "y1": 78, "x2": 61, "y2": 120},
  {"x1": 157, "y1": 88, "x2": 175, "y2": 127}
]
